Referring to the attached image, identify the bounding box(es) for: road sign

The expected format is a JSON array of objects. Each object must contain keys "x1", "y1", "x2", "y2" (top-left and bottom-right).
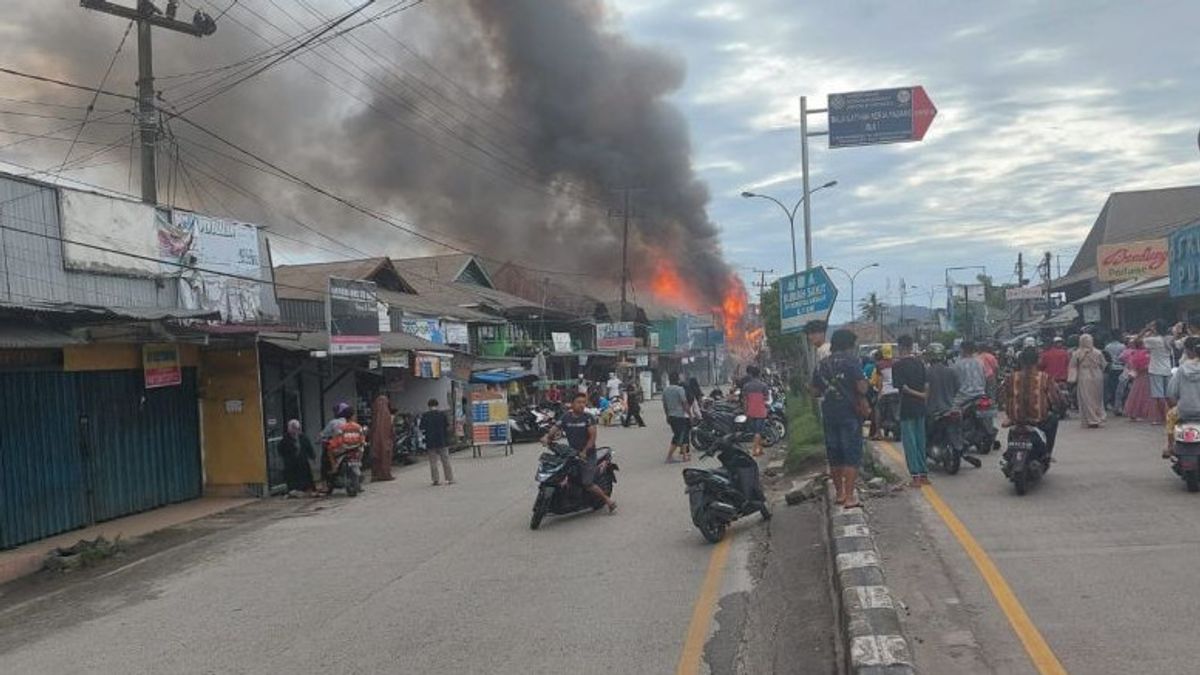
[
  {"x1": 1005, "y1": 286, "x2": 1044, "y2": 301},
  {"x1": 780, "y1": 267, "x2": 838, "y2": 334},
  {"x1": 827, "y1": 86, "x2": 937, "y2": 148}
]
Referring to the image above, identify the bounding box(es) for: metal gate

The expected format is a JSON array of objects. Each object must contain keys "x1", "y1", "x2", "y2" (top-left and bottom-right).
[{"x1": 0, "y1": 369, "x2": 202, "y2": 549}]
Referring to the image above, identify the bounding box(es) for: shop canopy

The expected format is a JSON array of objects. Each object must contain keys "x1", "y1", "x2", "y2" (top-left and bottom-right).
[{"x1": 470, "y1": 368, "x2": 539, "y2": 384}]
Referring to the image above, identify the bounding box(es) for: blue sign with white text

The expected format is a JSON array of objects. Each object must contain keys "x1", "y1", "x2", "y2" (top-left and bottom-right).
[
  {"x1": 779, "y1": 267, "x2": 838, "y2": 334},
  {"x1": 1169, "y1": 220, "x2": 1200, "y2": 298}
]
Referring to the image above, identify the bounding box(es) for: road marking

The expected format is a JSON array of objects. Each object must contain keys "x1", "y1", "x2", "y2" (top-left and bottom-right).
[
  {"x1": 877, "y1": 441, "x2": 1067, "y2": 675},
  {"x1": 675, "y1": 532, "x2": 732, "y2": 675}
]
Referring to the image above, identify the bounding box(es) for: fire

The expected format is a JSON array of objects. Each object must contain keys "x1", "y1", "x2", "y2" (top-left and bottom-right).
[
  {"x1": 719, "y1": 278, "x2": 747, "y2": 341},
  {"x1": 646, "y1": 256, "x2": 750, "y2": 344},
  {"x1": 649, "y1": 258, "x2": 704, "y2": 313}
]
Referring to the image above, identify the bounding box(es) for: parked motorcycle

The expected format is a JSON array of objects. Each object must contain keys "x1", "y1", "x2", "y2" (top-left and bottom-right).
[
  {"x1": 392, "y1": 413, "x2": 418, "y2": 465},
  {"x1": 691, "y1": 406, "x2": 779, "y2": 454},
  {"x1": 1170, "y1": 422, "x2": 1200, "y2": 492},
  {"x1": 510, "y1": 405, "x2": 556, "y2": 444},
  {"x1": 682, "y1": 434, "x2": 771, "y2": 543},
  {"x1": 768, "y1": 400, "x2": 788, "y2": 442},
  {"x1": 1000, "y1": 424, "x2": 1050, "y2": 495},
  {"x1": 961, "y1": 395, "x2": 1000, "y2": 454},
  {"x1": 529, "y1": 441, "x2": 619, "y2": 530}
]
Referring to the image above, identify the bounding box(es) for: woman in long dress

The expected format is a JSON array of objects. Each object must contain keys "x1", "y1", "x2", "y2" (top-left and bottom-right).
[
  {"x1": 1123, "y1": 340, "x2": 1156, "y2": 422},
  {"x1": 1070, "y1": 334, "x2": 1107, "y2": 428},
  {"x1": 370, "y1": 394, "x2": 395, "y2": 482}
]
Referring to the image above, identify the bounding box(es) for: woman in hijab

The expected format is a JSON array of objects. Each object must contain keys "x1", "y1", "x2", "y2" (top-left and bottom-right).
[
  {"x1": 370, "y1": 393, "x2": 396, "y2": 482},
  {"x1": 279, "y1": 419, "x2": 316, "y2": 497},
  {"x1": 1070, "y1": 333, "x2": 1107, "y2": 428}
]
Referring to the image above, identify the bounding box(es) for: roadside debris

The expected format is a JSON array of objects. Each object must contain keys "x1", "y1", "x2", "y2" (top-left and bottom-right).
[{"x1": 43, "y1": 535, "x2": 122, "y2": 572}]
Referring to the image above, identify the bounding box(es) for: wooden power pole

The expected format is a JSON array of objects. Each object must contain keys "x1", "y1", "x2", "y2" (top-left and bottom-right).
[{"x1": 81, "y1": 0, "x2": 216, "y2": 204}]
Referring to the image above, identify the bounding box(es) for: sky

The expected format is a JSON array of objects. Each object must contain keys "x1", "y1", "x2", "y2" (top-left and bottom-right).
[
  {"x1": 2, "y1": 1, "x2": 1199, "y2": 325},
  {"x1": 612, "y1": 0, "x2": 1200, "y2": 322}
]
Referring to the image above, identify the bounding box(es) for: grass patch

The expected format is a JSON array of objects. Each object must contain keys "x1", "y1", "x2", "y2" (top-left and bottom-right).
[{"x1": 784, "y1": 396, "x2": 825, "y2": 473}]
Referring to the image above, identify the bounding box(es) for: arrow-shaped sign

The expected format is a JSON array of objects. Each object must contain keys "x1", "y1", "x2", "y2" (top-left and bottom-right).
[{"x1": 827, "y1": 86, "x2": 938, "y2": 148}]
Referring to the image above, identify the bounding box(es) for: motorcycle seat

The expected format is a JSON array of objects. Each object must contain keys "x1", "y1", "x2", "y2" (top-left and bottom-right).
[{"x1": 594, "y1": 447, "x2": 613, "y2": 462}]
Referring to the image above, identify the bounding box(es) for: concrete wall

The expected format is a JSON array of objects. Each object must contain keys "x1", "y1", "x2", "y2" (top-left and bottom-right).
[{"x1": 63, "y1": 343, "x2": 200, "y2": 372}]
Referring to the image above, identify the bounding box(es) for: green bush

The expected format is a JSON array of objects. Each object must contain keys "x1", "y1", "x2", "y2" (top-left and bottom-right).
[{"x1": 784, "y1": 396, "x2": 825, "y2": 473}]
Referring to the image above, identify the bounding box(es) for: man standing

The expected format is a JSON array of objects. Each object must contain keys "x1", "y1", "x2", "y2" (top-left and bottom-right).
[
  {"x1": 622, "y1": 381, "x2": 646, "y2": 428},
  {"x1": 545, "y1": 393, "x2": 617, "y2": 512},
  {"x1": 418, "y1": 398, "x2": 454, "y2": 486},
  {"x1": 892, "y1": 336, "x2": 930, "y2": 486},
  {"x1": 1142, "y1": 320, "x2": 1174, "y2": 424},
  {"x1": 1038, "y1": 337, "x2": 1071, "y2": 385},
  {"x1": 606, "y1": 372, "x2": 622, "y2": 401},
  {"x1": 742, "y1": 365, "x2": 770, "y2": 457},
  {"x1": 805, "y1": 320, "x2": 831, "y2": 363},
  {"x1": 811, "y1": 329, "x2": 868, "y2": 509},
  {"x1": 1103, "y1": 333, "x2": 1126, "y2": 411},
  {"x1": 953, "y1": 341, "x2": 988, "y2": 403},
  {"x1": 662, "y1": 373, "x2": 691, "y2": 463},
  {"x1": 577, "y1": 374, "x2": 589, "y2": 396}
]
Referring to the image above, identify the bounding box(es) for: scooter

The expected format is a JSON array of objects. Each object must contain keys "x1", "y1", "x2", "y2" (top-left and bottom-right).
[
  {"x1": 325, "y1": 438, "x2": 364, "y2": 497},
  {"x1": 926, "y1": 408, "x2": 981, "y2": 474},
  {"x1": 682, "y1": 434, "x2": 771, "y2": 543},
  {"x1": 529, "y1": 441, "x2": 618, "y2": 530},
  {"x1": 392, "y1": 414, "x2": 418, "y2": 465},
  {"x1": 1170, "y1": 422, "x2": 1200, "y2": 492},
  {"x1": 1000, "y1": 423, "x2": 1050, "y2": 495},
  {"x1": 961, "y1": 395, "x2": 1000, "y2": 454},
  {"x1": 510, "y1": 406, "x2": 555, "y2": 443}
]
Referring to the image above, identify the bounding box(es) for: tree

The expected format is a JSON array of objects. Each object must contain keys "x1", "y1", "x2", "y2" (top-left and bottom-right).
[
  {"x1": 760, "y1": 283, "x2": 809, "y2": 393},
  {"x1": 859, "y1": 292, "x2": 887, "y2": 323},
  {"x1": 976, "y1": 273, "x2": 1007, "y2": 310}
]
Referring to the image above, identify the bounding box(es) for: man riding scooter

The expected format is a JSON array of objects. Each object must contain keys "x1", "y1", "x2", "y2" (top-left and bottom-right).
[
  {"x1": 1002, "y1": 347, "x2": 1065, "y2": 458},
  {"x1": 541, "y1": 392, "x2": 617, "y2": 514}
]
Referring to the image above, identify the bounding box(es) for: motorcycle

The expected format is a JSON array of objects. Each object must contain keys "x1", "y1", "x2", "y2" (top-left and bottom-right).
[
  {"x1": 392, "y1": 413, "x2": 418, "y2": 465},
  {"x1": 926, "y1": 408, "x2": 980, "y2": 474},
  {"x1": 768, "y1": 400, "x2": 788, "y2": 442},
  {"x1": 1170, "y1": 422, "x2": 1200, "y2": 492},
  {"x1": 510, "y1": 405, "x2": 556, "y2": 443},
  {"x1": 691, "y1": 406, "x2": 779, "y2": 454},
  {"x1": 961, "y1": 395, "x2": 1000, "y2": 454},
  {"x1": 682, "y1": 434, "x2": 771, "y2": 543},
  {"x1": 326, "y1": 437, "x2": 364, "y2": 497},
  {"x1": 529, "y1": 441, "x2": 619, "y2": 530},
  {"x1": 1000, "y1": 424, "x2": 1050, "y2": 495}
]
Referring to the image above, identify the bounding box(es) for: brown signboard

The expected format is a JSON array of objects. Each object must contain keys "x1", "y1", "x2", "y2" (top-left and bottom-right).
[{"x1": 1096, "y1": 239, "x2": 1168, "y2": 283}]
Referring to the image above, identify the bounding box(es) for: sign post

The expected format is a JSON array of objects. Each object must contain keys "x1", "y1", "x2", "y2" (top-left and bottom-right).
[
  {"x1": 779, "y1": 267, "x2": 839, "y2": 334},
  {"x1": 327, "y1": 277, "x2": 381, "y2": 355}
]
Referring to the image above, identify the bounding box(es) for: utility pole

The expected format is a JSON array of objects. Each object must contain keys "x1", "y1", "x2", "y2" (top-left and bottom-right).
[
  {"x1": 1041, "y1": 251, "x2": 1053, "y2": 319},
  {"x1": 81, "y1": 1, "x2": 216, "y2": 204},
  {"x1": 752, "y1": 268, "x2": 775, "y2": 298},
  {"x1": 609, "y1": 187, "x2": 643, "y2": 323}
]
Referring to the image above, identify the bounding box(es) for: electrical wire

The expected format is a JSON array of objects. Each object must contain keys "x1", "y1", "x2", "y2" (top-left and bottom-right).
[{"x1": 55, "y1": 19, "x2": 135, "y2": 178}]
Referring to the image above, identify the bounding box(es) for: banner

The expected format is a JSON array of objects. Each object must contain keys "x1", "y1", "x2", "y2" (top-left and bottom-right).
[
  {"x1": 414, "y1": 351, "x2": 443, "y2": 378},
  {"x1": 552, "y1": 332, "x2": 573, "y2": 354},
  {"x1": 1170, "y1": 222, "x2": 1200, "y2": 298},
  {"x1": 1097, "y1": 239, "x2": 1168, "y2": 283},
  {"x1": 328, "y1": 277, "x2": 381, "y2": 355},
  {"x1": 142, "y1": 343, "x2": 182, "y2": 389},
  {"x1": 443, "y1": 322, "x2": 470, "y2": 346},
  {"x1": 1005, "y1": 286, "x2": 1044, "y2": 301},
  {"x1": 596, "y1": 322, "x2": 636, "y2": 351},
  {"x1": 61, "y1": 190, "x2": 160, "y2": 277},
  {"x1": 401, "y1": 317, "x2": 445, "y2": 344},
  {"x1": 161, "y1": 211, "x2": 264, "y2": 323}
]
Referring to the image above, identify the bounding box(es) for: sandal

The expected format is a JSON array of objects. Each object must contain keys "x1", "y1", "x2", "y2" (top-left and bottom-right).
[
  {"x1": 842, "y1": 502, "x2": 863, "y2": 510},
  {"x1": 607, "y1": 501, "x2": 618, "y2": 514}
]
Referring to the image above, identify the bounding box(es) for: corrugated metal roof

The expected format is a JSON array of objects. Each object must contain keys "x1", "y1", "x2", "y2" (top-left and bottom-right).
[
  {"x1": 0, "y1": 323, "x2": 83, "y2": 348},
  {"x1": 260, "y1": 330, "x2": 456, "y2": 354}
]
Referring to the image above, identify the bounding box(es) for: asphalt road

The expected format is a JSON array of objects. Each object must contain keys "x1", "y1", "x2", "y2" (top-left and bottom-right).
[
  {"x1": 873, "y1": 416, "x2": 1200, "y2": 674},
  {"x1": 0, "y1": 412, "x2": 834, "y2": 675}
]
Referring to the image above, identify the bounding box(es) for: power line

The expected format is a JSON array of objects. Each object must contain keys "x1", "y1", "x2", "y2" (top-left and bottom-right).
[{"x1": 55, "y1": 19, "x2": 135, "y2": 178}]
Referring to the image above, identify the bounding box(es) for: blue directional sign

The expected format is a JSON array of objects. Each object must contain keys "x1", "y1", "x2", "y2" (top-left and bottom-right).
[
  {"x1": 1170, "y1": 219, "x2": 1200, "y2": 298},
  {"x1": 827, "y1": 86, "x2": 937, "y2": 149},
  {"x1": 780, "y1": 267, "x2": 839, "y2": 334}
]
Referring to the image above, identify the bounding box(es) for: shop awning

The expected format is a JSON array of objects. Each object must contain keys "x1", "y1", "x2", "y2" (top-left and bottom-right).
[
  {"x1": 470, "y1": 368, "x2": 539, "y2": 384},
  {"x1": 259, "y1": 330, "x2": 454, "y2": 354},
  {"x1": 1114, "y1": 276, "x2": 1170, "y2": 299},
  {"x1": 0, "y1": 323, "x2": 84, "y2": 348},
  {"x1": 1071, "y1": 279, "x2": 1140, "y2": 306}
]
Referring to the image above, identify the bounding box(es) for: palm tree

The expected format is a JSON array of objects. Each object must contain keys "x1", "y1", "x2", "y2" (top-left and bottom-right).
[{"x1": 859, "y1": 292, "x2": 887, "y2": 323}]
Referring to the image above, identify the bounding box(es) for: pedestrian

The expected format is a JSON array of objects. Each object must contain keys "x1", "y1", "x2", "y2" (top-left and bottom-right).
[
  {"x1": 953, "y1": 342, "x2": 987, "y2": 404},
  {"x1": 370, "y1": 393, "x2": 395, "y2": 482},
  {"x1": 805, "y1": 320, "x2": 831, "y2": 364},
  {"x1": 623, "y1": 380, "x2": 646, "y2": 427},
  {"x1": 1141, "y1": 320, "x2": 1173, "y2": 425},
  {"x1": 742, "y1": 365, "x2": 771, "y2": 457},
  {"x1": 811, "y1": 329, "x2": 869, "y2": 509},
  {"x1": 1038, "y1": 337, "x2": 1071, "y2": 385},
  {"x1": 606, "y1": 372, "x2": 622, "y2": 401},
  {"x1": 418, "y1": 398, "x2": 454, "y2": 486},
  {"x1": 892, "y1": 335, "x2": 930, "y2": 486},
  {"x1": 1069, "y1": 333, "x2": 1107, "y2": 428},
  {"x1": 1103, "y1": 333, "x2": 1126, "y2": 411},
  {"x1": 977, "y1": 342, "x2": 999, "y2": 400},
  {"x1": 663, "y1": 373, "x2": 691, "y2": 463},
  {"x1": 279, "y1": 419, "x2": 316, "y2": 497},
  {"x1": 1123, "y1": 339, "x2": 1154, "y2": 421},
  {"x1": 577, "y1": 374, "x2": 588, "y2": 396}
]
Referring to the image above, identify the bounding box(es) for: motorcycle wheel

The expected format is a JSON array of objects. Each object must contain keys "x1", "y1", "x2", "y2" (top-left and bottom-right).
[
  {"x1": 1013, "y1": 470, "x2": 1028, "y2": 496},
  {"x1": 760, "y1": 504, "x2": 772, "y2": 521},
  {"x1": 762, "y1": 424, "x2": 780, "y2": 448},
  {"x1": 698, "y1": 517, "x2": 726, "y2": 544},
  {"x1": 1187, "y1": 471, "x2": 1199, "y2": 493},
  {"x1": 946, "y1": 451, "x2": 961, "y2": 475},
  {"x1": 530, "y1": 493, "x2": 549, "y2": 530},
  {"x1": 771, "y1": 418, "x2": 787, "y2": 441}
]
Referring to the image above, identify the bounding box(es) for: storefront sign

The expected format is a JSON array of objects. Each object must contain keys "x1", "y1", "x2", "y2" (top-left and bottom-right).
[
  {"x1": 1097, "y1": 239, "x2": 1169, "y2": 283},
  {"x1": 401, "y1": 317, "x2": 445, "y2": 344},
  {"x1": 552, "y1": 332, "x2": 573, "y2": 354},
  {"x1": 380, "y1": 352, "x2": 409, "y2": 369},
  {"x1": 328, "y1": 277, "x2": 381, "y2": 355},
  {"x1": 160, "y1": 211, "x2": 264, "y2": 323},
  {"x1": 443, "y1": 322, "x2": 469, "y2": 346},
  {"x1": 142, "y1": 343, "x2": 182, "y2": 389},
  {"x1": 470, "y1": 384, "x2": 510, "y2": 446},
  {"x1": 635, "y1": 354, "x2": 649, "y2": 367},
  {"x1": 649, "y1": 332, "x2": 660, "y2": 348},
  {"x1": 1005, "y1": 286, "x2": 1044, "y2": 301},
  {"x1": 596, "y1": 322, "x2": 636, "y2": 351},
  {"x1": 414, "y1": 351, "x2": 443, "y2": 378},
  {"x1": 1169, "y1": 221, "x2": 1200, "y2": 298},
  {"x1": 1081, "y1": 303, "x2": 1102, "y2": 324}
]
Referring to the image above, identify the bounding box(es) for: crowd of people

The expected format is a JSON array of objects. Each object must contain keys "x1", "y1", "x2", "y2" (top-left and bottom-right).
[{"x1": 806, "y1": 316, "x2": 1200, "y2": 502}]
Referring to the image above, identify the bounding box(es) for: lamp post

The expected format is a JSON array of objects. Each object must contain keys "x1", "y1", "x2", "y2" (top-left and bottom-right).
[
  {"x1": 945, "y1": 266, "x2": 987, "y2": 339},
  {"x1": 827, "y1": 262, "x2": 879, "y2": 325},
  {"x1": 742, "y1": 180, "x2": 837, "y2": 275}
]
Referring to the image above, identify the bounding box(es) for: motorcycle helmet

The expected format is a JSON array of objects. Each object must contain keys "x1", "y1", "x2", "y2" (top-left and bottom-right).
[{"x1": 333, "y1": 402, "x2": 353, "y2": 419}]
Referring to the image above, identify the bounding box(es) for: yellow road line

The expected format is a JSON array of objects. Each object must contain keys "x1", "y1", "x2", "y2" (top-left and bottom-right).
[
  {"x1": 877, "y1": 441, "x2": 1067, "y2": 675},
  {"x1": 675, "y1": 532, "x2": 733, "y2": 675}
]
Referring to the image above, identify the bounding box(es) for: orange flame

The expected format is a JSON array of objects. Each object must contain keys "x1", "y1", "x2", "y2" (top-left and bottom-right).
[
  {"x1": 649, "y1": 258, "x2": 705, "y2": 313},
  {"x1": 645, "y1": 255, "x2": 750, "y2": 345}
]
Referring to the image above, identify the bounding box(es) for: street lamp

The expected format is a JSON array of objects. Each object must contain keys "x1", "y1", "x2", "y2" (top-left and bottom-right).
[
  {"x1": 742, "y1": 179, "x2": 838, "y2": 275},
  {"x1": 827, "y1": 262, "x2": 879, "y2": 324}
]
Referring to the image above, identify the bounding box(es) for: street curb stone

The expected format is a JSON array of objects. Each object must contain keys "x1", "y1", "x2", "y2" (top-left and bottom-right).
[{"x1": 825, "y1": 477, "x2": 917, "y2": 674}]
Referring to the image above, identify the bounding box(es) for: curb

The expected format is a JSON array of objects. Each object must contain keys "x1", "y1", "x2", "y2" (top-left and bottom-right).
[{"x1": 825, "y1": 477, "x2": 917, "y2": 674}]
